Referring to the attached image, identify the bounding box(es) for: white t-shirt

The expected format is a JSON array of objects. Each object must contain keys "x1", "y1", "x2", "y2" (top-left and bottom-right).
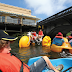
[{"x1": 69, "y1": 39, "x2": 72, "y2": 43}]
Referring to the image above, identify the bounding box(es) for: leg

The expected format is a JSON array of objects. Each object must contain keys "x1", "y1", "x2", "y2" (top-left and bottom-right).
[
  {"x1": 30, "y1": 57, "x2": 51, "y2": 72},
  {"x1": 30, "y1": 56, "x2": 63, "y2": 72},
  {"x1": 42, "y1": 56, "x2": 59, "y2": 72},
  {"x1": 30, "y1": 56, "x2": 57, "y2": 72}
]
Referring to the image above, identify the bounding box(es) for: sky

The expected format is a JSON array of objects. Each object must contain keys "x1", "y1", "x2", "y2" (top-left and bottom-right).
[{"x1": 0, "y1": 0, "x2": 72, "y2": 22}]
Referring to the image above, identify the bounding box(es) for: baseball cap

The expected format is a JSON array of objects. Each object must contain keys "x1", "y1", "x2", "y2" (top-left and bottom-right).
[
  {"x1": 58, "y1": 32, "x2": 62, "y2": 36},
  {"x1": 0, "y1": 30, "x2": 18, "y2": 41}
]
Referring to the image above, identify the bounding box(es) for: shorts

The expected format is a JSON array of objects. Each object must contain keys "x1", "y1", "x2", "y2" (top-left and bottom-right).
[{"x1": 30, "y1": 57, "x2": 54, "y2": 72}]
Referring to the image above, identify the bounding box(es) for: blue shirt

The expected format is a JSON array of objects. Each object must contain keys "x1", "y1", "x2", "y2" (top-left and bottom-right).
[{"x1": 52, "y1": 37, "x2": 65, "y2": 46}]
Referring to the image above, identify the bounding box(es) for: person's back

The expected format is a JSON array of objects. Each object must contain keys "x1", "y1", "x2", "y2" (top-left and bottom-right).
[
  {"x1": 52, "y1": 37, "x2": 64, "y2": 46},
  {"x1": 52, "y1": 32, "x2": 64, "y2": 46}
]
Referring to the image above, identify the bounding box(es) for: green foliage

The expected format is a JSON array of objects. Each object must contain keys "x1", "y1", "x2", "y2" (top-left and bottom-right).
[{"x1": 66, "y1": 32, "x2": 71, "y2": 36}]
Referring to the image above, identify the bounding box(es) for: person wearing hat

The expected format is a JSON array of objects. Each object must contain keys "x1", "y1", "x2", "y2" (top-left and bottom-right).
[
  {"x1": 0, "y1": 30, "x2": 63, "y2": 72},
  {"x1": 52, "y1": 32, "x2": 65, "y2": 46}
]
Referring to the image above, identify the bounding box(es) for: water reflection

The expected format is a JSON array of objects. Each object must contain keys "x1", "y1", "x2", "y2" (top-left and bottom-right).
[
  {"x1": 18, "y1": 45, "x2": 52, "y2": 63},
  {"x1": 48, "y1": 51, "x2": 61, "y2": 59},
  {"x1": 19, "y1": 46, "x2": 31, "y2": 63},
  {"x1": 41, "y1": 46, "x2": 51, "y2": 57},
  {"x1": 10, "y1": 39, "x2": 72, "y2": 64}
]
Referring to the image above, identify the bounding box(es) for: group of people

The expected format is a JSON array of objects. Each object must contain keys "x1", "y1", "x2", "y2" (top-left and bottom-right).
[
  {"x1": 27, "y1": 28, "x2": 44, "y2": 43},
  {"x1": 52, "y1": 32, "x2": 72, "y2": 47},
  {"x1": 0, "y1": 29, "x2": 64, "y2": 72}
]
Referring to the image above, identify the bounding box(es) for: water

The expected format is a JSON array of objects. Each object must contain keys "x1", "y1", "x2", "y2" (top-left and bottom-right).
[{"x1": 10, "y1": 38, "x2": 72, "y2": 64}]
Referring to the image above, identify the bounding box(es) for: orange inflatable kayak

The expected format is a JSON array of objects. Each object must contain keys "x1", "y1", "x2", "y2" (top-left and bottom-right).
[{"x1": 51, "y1": 37, "x2": 72, "y2": 53}]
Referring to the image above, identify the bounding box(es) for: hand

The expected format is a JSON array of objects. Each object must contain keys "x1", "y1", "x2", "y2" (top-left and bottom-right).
[{"x1": 54, "y1": 69, "x2": 60, "y2": 72}]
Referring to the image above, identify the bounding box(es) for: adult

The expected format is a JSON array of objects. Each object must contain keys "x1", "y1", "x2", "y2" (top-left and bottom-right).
[
  {"x1": 38, "y1": 28, "x2": 44, "y2": 41},
  {"x1": 52, "y1": 32, "x2": 65, "y2": 46},
  {"x1": 0, "y1": 30, "x2": 63, "y2": 72}
]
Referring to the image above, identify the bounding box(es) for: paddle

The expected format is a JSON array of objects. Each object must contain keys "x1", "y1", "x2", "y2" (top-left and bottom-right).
[{"x1": 63, "y1": 67, "x2": 72, "y2": 72}]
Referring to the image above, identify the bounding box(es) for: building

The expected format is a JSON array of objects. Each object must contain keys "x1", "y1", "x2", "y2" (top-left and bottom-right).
[{"x1": 0, "y1": 3, "x2": 40, "y2": 33}]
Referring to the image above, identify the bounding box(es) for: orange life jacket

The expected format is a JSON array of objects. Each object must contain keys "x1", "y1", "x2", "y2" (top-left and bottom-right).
[
  {"x1": 68, "y1": 36, "x2": 72, "y2": 39},
  {"x1": 55, "y1": 36, "x2": 63, "y2": 39},
  {"x1": 32, "y1": 32, "x2": 36, "y2": 36},
  {"x1": 0, "y1": 53, "x2": 30, "y2": 72},
  {"x1": 38, "y1": 31, "x2": 43, "y2": 35}
]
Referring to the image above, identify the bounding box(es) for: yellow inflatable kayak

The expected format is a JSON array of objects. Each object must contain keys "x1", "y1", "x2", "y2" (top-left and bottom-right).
[
  {"x1": 19, "y1": 36, "x2": 30, "y2": 48},
  {"x1": 42, "y1": 36, "x2": 51, "y2": 47},
  {"x1": 51, "y1": 37, "x2": 72, "y2": 53}
]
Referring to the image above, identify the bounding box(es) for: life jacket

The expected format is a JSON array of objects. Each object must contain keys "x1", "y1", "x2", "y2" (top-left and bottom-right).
[
  {"x1": 32, "y1": 32, "x2": 36, "y2": 36},
  {"x1": 68, "y1": 36, "x2": 72, "y2": 39},
  {"x1": 0, "y1": 53, "x2": 30, "y2": 72},
  {"x1": 55, "y1": 36, "x2": 63, "y2": 39},
  {"x1": 38, "y1": 31, "x2": 43, "y2": 35}
]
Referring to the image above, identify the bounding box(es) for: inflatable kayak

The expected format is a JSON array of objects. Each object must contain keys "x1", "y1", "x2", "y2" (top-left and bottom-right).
[
  {"x1": 27, "y1": 56, "x2": 72, "y2": 72},
  {"x1": 42, "y1": 36, "x2": 51, "y2": 47},
  {"x1": 51, "y1": 37, "x2": 72, "y2": 53}
]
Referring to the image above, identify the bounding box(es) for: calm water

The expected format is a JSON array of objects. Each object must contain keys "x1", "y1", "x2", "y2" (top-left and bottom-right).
[{"x1": 10, "y1": 38, "x2": 72, "y2": 64}]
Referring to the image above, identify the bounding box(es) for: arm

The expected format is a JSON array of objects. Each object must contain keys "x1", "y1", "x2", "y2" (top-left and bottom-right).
[{"x1": 69, "y1": 39, "x2": 72, "y2": 43}]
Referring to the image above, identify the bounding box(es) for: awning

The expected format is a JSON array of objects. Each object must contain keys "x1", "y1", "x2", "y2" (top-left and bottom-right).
[{"x1": 0, "y1": 10, "x2": 41, "y2": 21}]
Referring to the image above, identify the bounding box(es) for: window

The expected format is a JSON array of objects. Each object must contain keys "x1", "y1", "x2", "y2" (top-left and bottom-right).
[
  {"x1": 7, "y1": 16, "x2": 18, "y2": 24},
  {"x1": 23, "y1": 19, "x2": 35, "y2": 25},
  {"x1": 13, "y1": 18, "x2": 18, "y2": 24},
  {"x1": 2, "y1": 16, "x2": 5, "y2": 22},
  {"x1": 7, "y1": 16, "x2": 13, "y2": 23}
]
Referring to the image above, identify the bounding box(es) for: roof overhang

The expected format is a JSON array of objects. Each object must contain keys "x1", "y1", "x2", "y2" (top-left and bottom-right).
[{"x1": 0, "y1": 10, "x2": 41, "y2": 21}]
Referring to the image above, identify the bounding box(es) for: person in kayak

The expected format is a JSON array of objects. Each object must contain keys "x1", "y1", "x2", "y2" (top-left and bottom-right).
[
  {"x1": 38, "y1": 28, "x2": 44, "y2": 41},
  {"x1": 31, "y1": 31, "x2": 38, "y2": 41},
  {"x1": 52, "y1": 32, "x2": 65, "y2": 46},
  {"x1": 67, "y1": 33, "x2": 72, "y2": 47},
  {"x1": 0, "y1": 30, "x2": 63, "y2": 72}
]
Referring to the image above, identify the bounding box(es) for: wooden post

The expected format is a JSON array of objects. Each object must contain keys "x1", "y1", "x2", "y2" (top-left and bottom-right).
[{"x1": 20, "y1": 25, "x2": 22, "y2": 34}]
